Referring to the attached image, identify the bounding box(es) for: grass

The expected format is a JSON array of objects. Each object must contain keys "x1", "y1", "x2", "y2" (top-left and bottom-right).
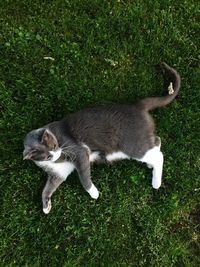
[{"x1": 0, "y1": 0, "x2": 199, "y2": 266}]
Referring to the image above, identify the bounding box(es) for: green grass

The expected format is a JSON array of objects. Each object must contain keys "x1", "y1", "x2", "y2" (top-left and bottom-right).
[{"x1": 0, "y1": 0, "x2": 199, "y2": 266}]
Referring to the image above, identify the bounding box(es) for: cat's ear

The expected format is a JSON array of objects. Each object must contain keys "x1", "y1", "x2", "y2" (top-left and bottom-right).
[{"x1": 41, "y1": 129, "x2": 57, "y2": 147}]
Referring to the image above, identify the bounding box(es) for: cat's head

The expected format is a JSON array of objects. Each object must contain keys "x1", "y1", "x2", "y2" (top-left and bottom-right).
[{"x1": 23, "y1": 128, "x2": 61, "y2": 162}]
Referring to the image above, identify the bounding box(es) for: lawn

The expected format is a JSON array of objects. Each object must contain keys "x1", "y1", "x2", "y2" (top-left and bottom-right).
[{"x1": 0, "y1": 0, "x2": 199, "y2": 266}]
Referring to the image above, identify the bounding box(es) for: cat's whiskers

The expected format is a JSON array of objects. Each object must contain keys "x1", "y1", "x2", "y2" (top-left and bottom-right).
[
  {"x1": 61, "y1": 146, "x2": 76, "y2": 151},
  {"x1": 61, "y1": 148, "x2": 76, "y2": 162},
  {"x1": 62, "y1": 152, "x2": 76, "y2": 162},
  {"x1": 59, "y1": 143, "x2": 77, "y2": 162},
  {"x1": 60, "y1": 142, "x2": 76, "y2": 149}
]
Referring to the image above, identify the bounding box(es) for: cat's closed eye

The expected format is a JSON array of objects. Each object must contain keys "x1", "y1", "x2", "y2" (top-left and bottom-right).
[{"x1": 47, "y1": 154, "x2": 52, "y2": 160}]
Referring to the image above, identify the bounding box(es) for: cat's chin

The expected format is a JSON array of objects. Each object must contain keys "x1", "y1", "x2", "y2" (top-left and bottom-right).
[{"x1": 50, "y1": 149, "x2": 62, "y2": 162}]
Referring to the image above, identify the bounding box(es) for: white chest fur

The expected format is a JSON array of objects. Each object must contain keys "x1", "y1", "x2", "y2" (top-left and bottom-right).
[{"x1": 34, "y1": 160, "x2": 75, "y2": 180}]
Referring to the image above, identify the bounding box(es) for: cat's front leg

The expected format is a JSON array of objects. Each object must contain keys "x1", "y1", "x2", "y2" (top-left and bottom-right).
[
  {"x1": 76, "y1": 150, "x2": 99, "y2": 199},
  {"x1": 42, "y1": 175, "x2": 64, "y2": 214}
]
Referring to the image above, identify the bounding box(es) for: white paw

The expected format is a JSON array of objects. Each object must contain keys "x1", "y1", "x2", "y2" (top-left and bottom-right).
[
  {"x1": 152, "y1": 178, "x2": 161, "y2": 189},
  {"x1": 87, "y1": 184, "x2": 99, "y2": 199},
  {"x1": 43, "y1": 199, "x2": 52, "y2": 214}
]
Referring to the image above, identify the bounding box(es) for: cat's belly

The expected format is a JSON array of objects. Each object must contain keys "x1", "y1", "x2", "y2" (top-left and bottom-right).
[
  {"x1": 89, "y1": 151, "x2": 130, "y2": 163},
  {"x1": 89, "y1": 152, "x2": 100, "y2": 162},
  {"x1": 34, "y1": 160, "x2": 75, "y2": 179},
  {"x1": 106, "y1": 151, "x2": 130, "y2": 161},
  {"x1": 83, "y1": 143, "x2": 130, "y2": 163}
]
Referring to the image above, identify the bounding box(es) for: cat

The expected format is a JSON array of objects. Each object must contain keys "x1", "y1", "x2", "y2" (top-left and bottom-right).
[{"x1": 23, "y1": 63, "x2": 181, "y2": 214}]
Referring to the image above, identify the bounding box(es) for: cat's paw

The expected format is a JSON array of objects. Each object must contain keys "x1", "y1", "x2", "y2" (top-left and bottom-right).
[
  {"x1": 87, "y1": 184, "x2": 99, "y2": 199},
  {"x1": 152, "y1": 178, "x2": 161, "y2": 189},
  {"x1": 43, "y1": 199, "x2": 52, "y2": 214}
]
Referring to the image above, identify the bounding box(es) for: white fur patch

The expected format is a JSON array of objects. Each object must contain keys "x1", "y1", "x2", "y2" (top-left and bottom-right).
[
  {"x1": 89, "y1": 152, "x2": 100, "y2": 162},
  {"x1": 106, "y1": 151, "x2": 130, "y2": 162},
  {"x1": 82, "y1": 143, "x2": 100, "y2": 162},
  {"x1": 139, "y1": 146, "x2": 160, "y2": 163},
  {"x1": 43, "y1": 199, "x2": 52, "y2": 214},
  {"x1": 87, "y1": 183, "x2": 99, "y2": 199},
  {"x1": 50, "y1": 149, "x2": 62, "y2": 162},
  {"x1": 138, "y1": 146, "x2": 164, "y2": 189},
  {"x1": 35, "y1": 160, "x2": 75, "y2": 180}
]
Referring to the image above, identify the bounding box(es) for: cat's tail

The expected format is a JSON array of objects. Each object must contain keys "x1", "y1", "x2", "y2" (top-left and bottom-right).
[{"x1": 138, "y1": 63, "x2": 181, "y2": 111}]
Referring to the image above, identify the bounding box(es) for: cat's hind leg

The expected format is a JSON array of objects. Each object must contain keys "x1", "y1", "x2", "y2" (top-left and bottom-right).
[
  {"x1": 147, "y1": 136, "x2": 161, "y2": 169},
  {"x1": 139, "y1": 146, "x2": 164, "y2": 189}
]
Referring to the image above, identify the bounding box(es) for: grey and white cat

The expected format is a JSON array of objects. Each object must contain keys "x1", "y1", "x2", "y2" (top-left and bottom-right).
[{"x1": 23, "y1": 63, "x2": 180, "y2": 214}]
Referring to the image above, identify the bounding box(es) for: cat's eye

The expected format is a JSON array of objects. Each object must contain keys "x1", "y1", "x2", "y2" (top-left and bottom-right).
[
  {"x1": 53, "y1": 144, "x2": 56, "y2": 149},
  {"x1": 47, "y1": 155, "x2": 52, "y2": 160}
]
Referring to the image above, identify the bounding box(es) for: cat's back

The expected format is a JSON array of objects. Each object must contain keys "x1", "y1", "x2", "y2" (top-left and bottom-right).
[
  {"x1": 66, "y1": 104, "x2": 142, "y2": 126},
  {"x1": 62, "y1": 104, "x2": 149, "y2": 142}
]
